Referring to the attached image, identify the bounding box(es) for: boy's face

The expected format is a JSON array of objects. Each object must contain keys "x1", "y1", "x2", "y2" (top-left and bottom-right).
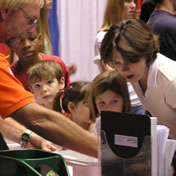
[
  {"x1": 31, "y1": 77, "x2": 65, "y2": 110},
  {"x1": 0, "y1": 4, "x2": 40, "y2": 50},
  {"x1": 95, "y1": 90, "x2": 124, "y2": 115},
  {"x1": 14, "y1": 32, "x2": 41, "y2": 63}
]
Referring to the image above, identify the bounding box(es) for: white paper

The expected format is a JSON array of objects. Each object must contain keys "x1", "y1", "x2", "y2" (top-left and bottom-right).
[
  {"x1": 164, "y1": 139, "x2": 176, "y2": 176},
  {"x1": 114, "y1": 134, "x2": 138, "y2": 148},
  {"x1": 157, "y1": 125, "x2": 169, "y2": 176}
]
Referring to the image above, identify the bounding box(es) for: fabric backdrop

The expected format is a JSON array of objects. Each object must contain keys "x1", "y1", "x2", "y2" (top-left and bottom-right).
[
  {"x1": 49, "y1": 0, "x2": 59, "y2": 56},
  {"x1": 57, "y1": 0, "x2": 106, "y2": 82}
]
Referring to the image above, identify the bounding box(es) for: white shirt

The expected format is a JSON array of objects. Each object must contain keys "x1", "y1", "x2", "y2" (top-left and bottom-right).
[{"x1": 132, "y1": 53, "x2": 176, "y2": 139}]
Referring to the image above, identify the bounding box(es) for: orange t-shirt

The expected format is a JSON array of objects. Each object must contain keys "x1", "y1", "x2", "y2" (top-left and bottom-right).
[{"x1": 0, "y1": 53, "x2": 35, "y2": 118}]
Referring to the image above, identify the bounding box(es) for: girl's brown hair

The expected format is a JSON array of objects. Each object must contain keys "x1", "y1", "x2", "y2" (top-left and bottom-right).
[
  {"x1": 53, "y1": 81, "x2": 91, "y2": 113},
  {"x1": 89, "y1": 71, "x2": 131, "y2": 121}
]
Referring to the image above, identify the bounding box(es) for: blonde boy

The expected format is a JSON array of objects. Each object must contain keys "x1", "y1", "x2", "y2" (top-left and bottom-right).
[{"x1": 27, "y1": 60, "x2": 65, "y2": 110}]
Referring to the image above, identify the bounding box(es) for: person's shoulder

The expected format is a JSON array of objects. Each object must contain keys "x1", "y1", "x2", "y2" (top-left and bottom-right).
[
  {"x1": 157, "y1": 53, "x2": 176, "y2": 80},
  {"x1": 149, "y1": 10, "x2": 176, "y2": 24},
  {"x1": 148, "y1": 10, "x2": 176, "y2": 32},
  {"x1": 157, "y1": 53, "x2": 176, "y2": 64},
  {"x1": 40, "y1": 53, "x2": 63, "y2": 61},
  {"x1": 40, "y1": 53, "x2": 67, "y2": 68},
  {"x1": 142, "y1": 0, "x2": 155, "y2": 5}
]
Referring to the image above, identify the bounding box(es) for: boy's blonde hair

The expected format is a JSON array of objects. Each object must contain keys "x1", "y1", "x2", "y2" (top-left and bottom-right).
[{"x1": 27, "y1": 60, "x2": 63, "y2": 88}]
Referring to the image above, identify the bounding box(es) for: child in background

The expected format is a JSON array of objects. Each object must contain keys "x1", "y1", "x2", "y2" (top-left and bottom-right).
[
  {"x1": 10, "y1": 31, "x2": 70, "y2": 91},
  {"x1": 53, "y1": 81, "x2": 94, "y2": 132},
  {"x1": 88, "y1": 71, "x2": 131, "y2": 135},
  {"x1": 95, "y1": 0, "x2": 136, "y2": 71},
  {"x1": 27, "y1": 60, "x2": 65, "y2": 110}
]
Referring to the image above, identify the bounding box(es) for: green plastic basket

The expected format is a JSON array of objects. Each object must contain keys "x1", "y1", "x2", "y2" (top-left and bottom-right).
[{"x1": 0, "y1": 149, "x2": 70, "y2": 176}]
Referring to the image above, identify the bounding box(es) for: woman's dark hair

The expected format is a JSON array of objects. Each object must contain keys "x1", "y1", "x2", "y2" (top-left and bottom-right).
[{"x1": 100, "y1": 19, "x2": 159, "y2": 66}]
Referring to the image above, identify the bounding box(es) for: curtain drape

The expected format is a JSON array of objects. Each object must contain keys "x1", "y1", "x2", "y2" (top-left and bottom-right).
[
  {"x1": 49, "y1": 0, "x2": 59, "y2": 56},
  {"x1": 57, "y1": 0, "x2": 106, "y2": 81}
]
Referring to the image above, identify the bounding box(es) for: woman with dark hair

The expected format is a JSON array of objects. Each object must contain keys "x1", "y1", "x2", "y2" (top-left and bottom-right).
[{"x1": 100, "y1": 19, "x2": 176, "y2": 140}]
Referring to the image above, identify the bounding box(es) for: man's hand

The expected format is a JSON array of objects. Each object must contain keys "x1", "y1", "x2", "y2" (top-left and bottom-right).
[{"x1": 25, "y1": 132, "x2": 57, "y2": 152}]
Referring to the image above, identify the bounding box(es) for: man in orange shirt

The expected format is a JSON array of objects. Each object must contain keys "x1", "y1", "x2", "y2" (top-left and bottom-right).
[{"x1": 0, "y1": 0, "x2": 98, "y2": 157}]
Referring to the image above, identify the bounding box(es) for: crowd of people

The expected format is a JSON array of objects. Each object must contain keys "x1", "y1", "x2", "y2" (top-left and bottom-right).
[{"x1": 0, "y1": 0, "x2": 176, "y2": 174}]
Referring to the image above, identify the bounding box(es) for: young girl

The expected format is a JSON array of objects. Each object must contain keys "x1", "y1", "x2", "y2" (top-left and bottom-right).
[
  {"x1": 53, "y1": 81, "x2": 94, "y2": 132},
  {"x1": 88, "y1": 71, "x2": 131, "y2": 135}
]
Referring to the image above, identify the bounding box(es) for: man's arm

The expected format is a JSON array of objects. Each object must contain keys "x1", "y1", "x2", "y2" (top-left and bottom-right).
[
  {"x1": 11, "y1": 103, "x2": 98, "y2": 158},
  {"x1": 0, "y1": 117, "x2": 57, "y2": 152}
]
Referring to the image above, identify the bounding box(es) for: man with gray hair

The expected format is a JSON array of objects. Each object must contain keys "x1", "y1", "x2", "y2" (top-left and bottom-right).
[{"x1": 0, "y1": 0, "x2": 98, "y2": 158}]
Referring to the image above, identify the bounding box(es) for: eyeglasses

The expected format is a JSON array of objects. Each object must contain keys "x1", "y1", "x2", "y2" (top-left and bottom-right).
[
  {"x1": 6, "y1": 8, "x2": 38, "y2": 49},
  {"x1": 19, "y1": 8, "x2": 38, "y2": 28}
]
